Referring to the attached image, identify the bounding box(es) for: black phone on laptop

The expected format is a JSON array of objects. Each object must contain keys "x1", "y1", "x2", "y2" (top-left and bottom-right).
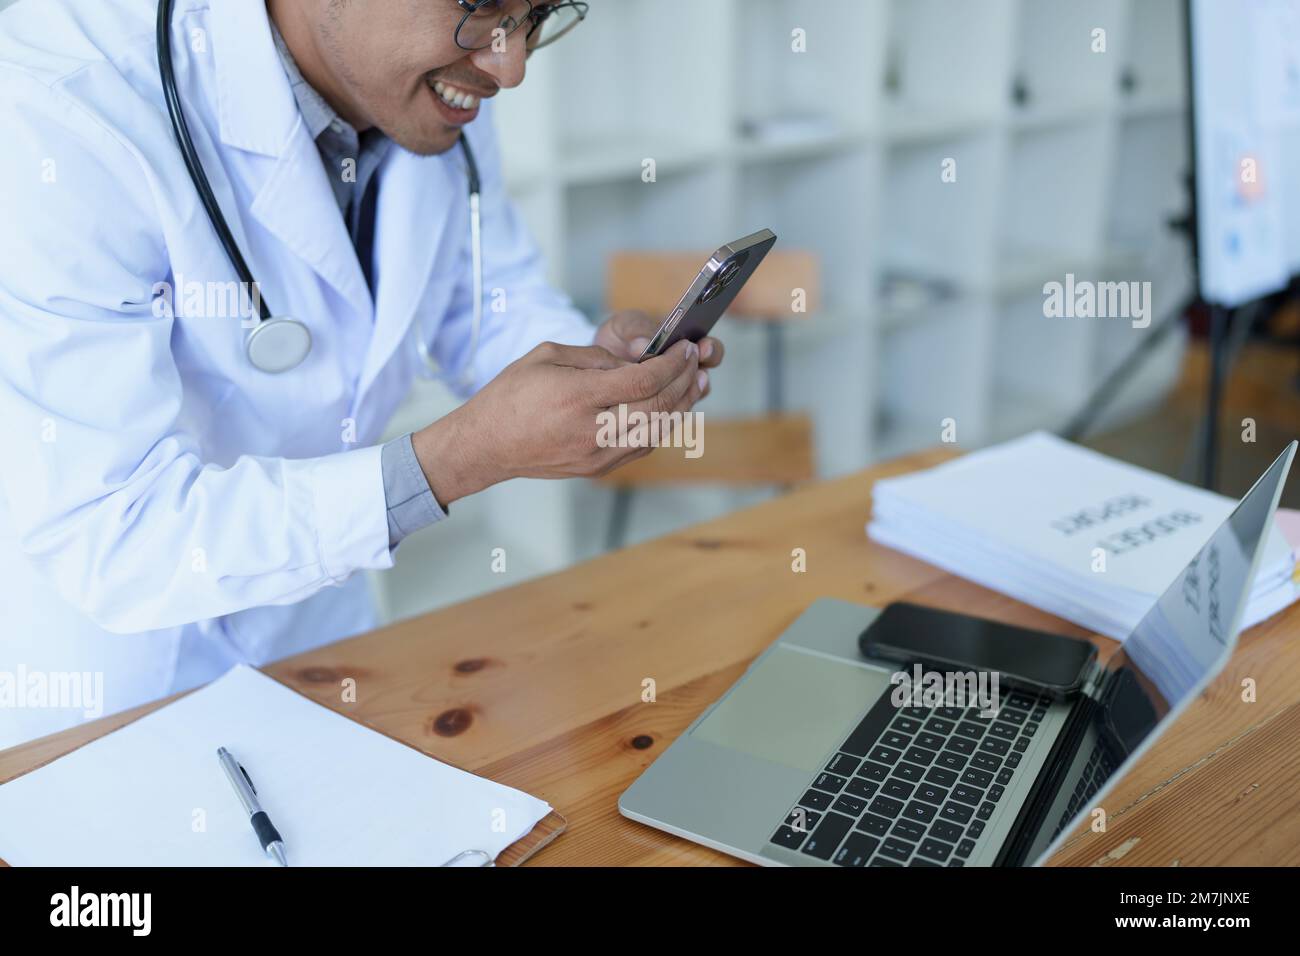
[{"x1": 858, "y1": 602, "x2": 1099, "y2": 700}]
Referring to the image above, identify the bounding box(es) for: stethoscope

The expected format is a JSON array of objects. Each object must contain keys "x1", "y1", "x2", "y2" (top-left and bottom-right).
[{"x1": 156, "y1": 0, "x2": 484, "y2": 380}]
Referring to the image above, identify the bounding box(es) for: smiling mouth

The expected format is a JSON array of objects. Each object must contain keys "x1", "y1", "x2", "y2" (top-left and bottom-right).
[{"x1": 428, "y1": 78, "x2": 488, "y2": 111}]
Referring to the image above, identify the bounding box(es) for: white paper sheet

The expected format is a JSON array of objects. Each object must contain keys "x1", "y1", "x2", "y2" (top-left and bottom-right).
[
  {"x1": 0, "y1": 665, "x2": 552, "y2": 866},
  {"x1": 867, "y1": 432, "x2": 1299, "y2": 641}
]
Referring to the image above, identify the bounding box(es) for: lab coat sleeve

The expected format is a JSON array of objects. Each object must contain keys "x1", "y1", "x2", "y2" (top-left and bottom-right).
[
  {"x1": 0, "y1": 70, "x2": 393, "y2": 635},
  {"x1": 427, "y1": 102, "x2": 596, "y2": 397}
]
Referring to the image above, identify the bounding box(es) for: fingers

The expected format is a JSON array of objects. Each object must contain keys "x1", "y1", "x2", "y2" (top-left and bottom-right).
[
  {"x1": 622, "y1": 358, "x2": 705, "y2": 444},
  {"x1": 586, "y1": 349, "x2": 710, "y2": 476},
  {"x1": 698, "y1": 336, "x2": 725, "y2": 369},
  {"x1": 608, "y1": 309, "x2": 658, "y2": 341},
  {"x1": 588, "y1": 338, "x2": 698, "y2": 407},
  {"x1": 596, "y1": 310, "x2": 660, "y2": 360},
  {"x1": 641, "y1": 348, "x2": 700, "y2": 416},
  {"x1": 593, "y1": 367, "x2": 704, "y2": 474}
]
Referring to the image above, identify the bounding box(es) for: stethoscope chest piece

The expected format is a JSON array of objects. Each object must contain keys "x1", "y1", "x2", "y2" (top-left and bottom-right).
[{"x1": 245, "y1": 317, "x2": 313, "y2": 374}]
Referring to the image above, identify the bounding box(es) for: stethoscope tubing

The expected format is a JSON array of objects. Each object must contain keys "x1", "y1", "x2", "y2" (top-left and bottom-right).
[
  {"x1": 157, "y1": 0, "x2": 271, "y2": 323},
  {"x1": 157, "y1": 0, "x2": 483, "y2": 380}
]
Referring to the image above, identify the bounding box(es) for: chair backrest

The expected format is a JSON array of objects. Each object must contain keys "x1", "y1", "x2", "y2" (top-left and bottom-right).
[{"x1": 606, "y1": 249, "x2": 820, "y2": 322}]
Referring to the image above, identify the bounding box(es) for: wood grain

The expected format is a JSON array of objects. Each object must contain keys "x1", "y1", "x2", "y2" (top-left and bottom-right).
[
  {"x1": 595, "y1": 414, "x2": 816, "y2": 486},
  {"x1": 2, "y1": 447, "x2": 1296, "y2": 866}
]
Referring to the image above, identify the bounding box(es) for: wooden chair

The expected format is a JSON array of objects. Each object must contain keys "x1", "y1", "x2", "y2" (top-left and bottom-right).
[{"x1": 598, "y1": 249, "x2": 821, "y2": 549}]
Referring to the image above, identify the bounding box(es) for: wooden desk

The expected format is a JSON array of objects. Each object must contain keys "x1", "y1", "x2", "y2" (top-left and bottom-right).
[{"x1": 4, "y1": 449, "x2": 1299, "y2": 866}]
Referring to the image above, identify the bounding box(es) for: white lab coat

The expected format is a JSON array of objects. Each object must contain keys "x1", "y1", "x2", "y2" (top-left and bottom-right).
[{"x1": 0, "y1": 0, "x2": 593, "y2": 749}]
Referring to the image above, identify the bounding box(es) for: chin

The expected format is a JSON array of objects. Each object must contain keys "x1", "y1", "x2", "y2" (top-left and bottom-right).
[
  {"x1": 425, "y1": 128, "x2": 466, "y2": 156},
  {"x1": 389, "y1": 125, "x2": 463, "y2": 158}
]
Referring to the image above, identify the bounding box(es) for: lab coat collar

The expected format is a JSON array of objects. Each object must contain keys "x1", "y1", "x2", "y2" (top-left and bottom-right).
[
  {"x1": 209, "y1": 0, "x2": 297, "y2": 158},
  {"x1": 246, "y1": 134, "x2": 375, "y2": 327},
  {"x1": 357, "y1": 145, "x2": 456, "y2": 398},
  {"x1": 205, "y1": 0, "x2": 455, "y2": 396},
  {"x1": 208, "y1": 0, "x2": 373, "y2": 328}
]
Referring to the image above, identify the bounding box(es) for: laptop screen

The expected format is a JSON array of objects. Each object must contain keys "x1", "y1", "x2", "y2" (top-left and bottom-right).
[{"x1": 1019, "y1": 442, "x2": 1295, "y2": 865}]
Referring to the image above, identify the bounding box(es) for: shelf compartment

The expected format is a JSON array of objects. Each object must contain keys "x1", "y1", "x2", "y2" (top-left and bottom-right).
[
  {"x1": 880, "y1": 132, "x2": 1004, "y2": 287},
  {"x1": 1009, "y1": 0, "x2": 1126, "y2": 116},
  {"x1": 998, "y1": 120, "x2": 1116, "y2": 267},
  {"x1": 737, "y1": 144, "x2": 882, "y2": 310},
  {"x1": 736, "y1": 0, "x2": 890, "y2": 137}
]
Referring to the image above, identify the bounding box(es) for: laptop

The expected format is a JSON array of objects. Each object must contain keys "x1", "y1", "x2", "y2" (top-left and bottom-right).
[{"x1": 620, "y1": 443, "x2": 1296, "y2": 866}]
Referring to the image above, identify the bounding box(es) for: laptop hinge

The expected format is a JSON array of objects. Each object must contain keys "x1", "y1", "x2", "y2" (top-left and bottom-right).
[
  {"x1": 1080, "y1": 659, "x2": 1106, "y2": 701},
  {"x1": 995, "y1": 692, "x2": 1096, "y2": 866}
]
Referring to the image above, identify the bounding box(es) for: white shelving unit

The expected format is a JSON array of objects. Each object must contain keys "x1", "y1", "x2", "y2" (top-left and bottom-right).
[{"x1": 378, "y1": 0, "x2": 1194, "y2": 622}]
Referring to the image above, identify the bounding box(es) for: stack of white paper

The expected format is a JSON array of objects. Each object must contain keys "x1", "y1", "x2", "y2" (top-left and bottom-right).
[
  {"x1": 0, "y1": 665, "x2": 553, "y2": 866},
  {"x1": 867, "y1": 433, "x2": 1300, "y2": 642}
]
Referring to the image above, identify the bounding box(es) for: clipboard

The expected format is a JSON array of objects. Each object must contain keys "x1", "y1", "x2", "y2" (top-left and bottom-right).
[
  {"x1": 0, "y1": 666, "x2": 568, "y2": 867},
  {"x1": 487, "y1": 809, "x2": 568, "y2": 867}
]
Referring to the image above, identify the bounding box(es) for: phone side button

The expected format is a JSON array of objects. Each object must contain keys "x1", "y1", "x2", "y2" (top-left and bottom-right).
[{"x1": 645, "y1": 310, "x2": 683, "y2": 358}]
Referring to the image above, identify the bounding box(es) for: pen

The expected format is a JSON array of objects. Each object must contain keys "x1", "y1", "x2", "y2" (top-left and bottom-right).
[{"x1": 217, "y1": 746, "x2": 288, "y2": 866}]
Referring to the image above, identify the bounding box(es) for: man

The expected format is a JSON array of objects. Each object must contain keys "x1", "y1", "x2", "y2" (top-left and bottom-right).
[{"x1": 0, "y1": 0, "x2": 723, "y2": 748}]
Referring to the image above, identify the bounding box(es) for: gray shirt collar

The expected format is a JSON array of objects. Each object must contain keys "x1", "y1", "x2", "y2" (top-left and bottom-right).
[
  {"x1": 267, "y1": 18, "x2": 393, "y2": 233},
  {"x1": 269, "y1": 20, "x2": 343, "y2": 145}
]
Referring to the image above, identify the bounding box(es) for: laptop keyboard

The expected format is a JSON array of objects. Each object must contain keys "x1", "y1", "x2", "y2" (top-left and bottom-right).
[
  {"x1": 769, "y1": 688, "x2": 1052, "y2": 866},
  {"x1": 1055, "y1": 740, "x2": 1117, "y2": 835}
]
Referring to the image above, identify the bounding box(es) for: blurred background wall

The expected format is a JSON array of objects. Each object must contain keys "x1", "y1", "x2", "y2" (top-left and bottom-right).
[
  {"x1": 9, "y1": 0, "x2": 1296, "y2": 626},
  {"x1": 377, "y1": 0, "x2": 1200, "y2": 622}
]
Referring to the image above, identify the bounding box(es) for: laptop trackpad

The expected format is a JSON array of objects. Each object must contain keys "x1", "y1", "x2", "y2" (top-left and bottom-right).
[{"x1": 692, "y1": 647, "x2": 890, "y2": 775}]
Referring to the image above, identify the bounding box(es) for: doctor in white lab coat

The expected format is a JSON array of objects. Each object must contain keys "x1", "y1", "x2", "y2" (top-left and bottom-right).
[{"x1": 0, "y1": 0, "x2": 722, "y2": 749}]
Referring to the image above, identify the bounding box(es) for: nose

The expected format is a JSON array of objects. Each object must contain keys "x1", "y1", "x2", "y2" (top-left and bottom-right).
[{"x1": 467, "y1": 23, "x2": 528, "y2": 90}]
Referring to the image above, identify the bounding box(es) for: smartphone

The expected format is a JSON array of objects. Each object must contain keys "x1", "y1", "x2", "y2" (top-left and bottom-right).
[
  {"x1": 636, "y1": 229, "x2": 778, "y2": 361},
  {"x1": 858, "y1": 602, "x2": 1098, "y2": 699}
]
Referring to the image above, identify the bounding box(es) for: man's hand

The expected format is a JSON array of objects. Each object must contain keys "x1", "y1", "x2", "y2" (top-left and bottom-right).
[
  {"x1": 412, "y1": 339, "x2": 706, "y2": 507},
  {"x1": 595, "y1": 309, "x2": 725, "y2": 386}
]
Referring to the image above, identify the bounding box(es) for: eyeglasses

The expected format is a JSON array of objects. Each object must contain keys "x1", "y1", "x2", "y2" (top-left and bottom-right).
[{"x1": 453, "y1": 1, "x2": 589, "y2": 53}]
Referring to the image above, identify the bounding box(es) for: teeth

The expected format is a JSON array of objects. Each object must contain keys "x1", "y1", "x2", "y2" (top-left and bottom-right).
[{"x1": 431, "y1": 79, "x2": 477, "y2": 110}]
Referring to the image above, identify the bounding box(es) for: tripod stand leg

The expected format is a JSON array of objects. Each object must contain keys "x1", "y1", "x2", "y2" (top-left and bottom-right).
[
  {"x1": 1201, "y1": 304, "x2": 1230, "y2": 490},
  {"x1": 1059, "y1": 301, "x2": 1187, "y2": 443}
]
